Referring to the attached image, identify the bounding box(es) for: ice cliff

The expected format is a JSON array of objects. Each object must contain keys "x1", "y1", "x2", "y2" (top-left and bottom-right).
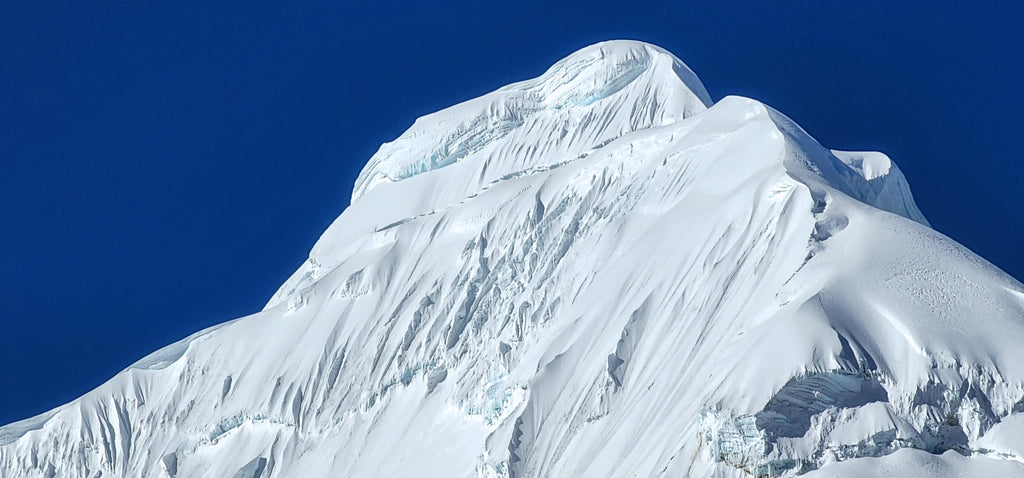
[{"x1": 2, "y1": 40, "x2": 1023, "y2": 477}]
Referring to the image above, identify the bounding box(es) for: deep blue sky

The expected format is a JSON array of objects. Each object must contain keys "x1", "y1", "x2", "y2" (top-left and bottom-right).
[{"x1": 1, "y1": 2, "x2": 1021, "y2": 425}]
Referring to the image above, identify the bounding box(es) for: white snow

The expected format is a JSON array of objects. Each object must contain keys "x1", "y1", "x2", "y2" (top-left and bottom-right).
[{"x1": 3, "y1": 40, "x2": 1024, "y2": 477}]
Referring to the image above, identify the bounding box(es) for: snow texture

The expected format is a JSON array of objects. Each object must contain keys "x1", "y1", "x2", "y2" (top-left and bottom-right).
[{"x1": 2, "y1": 40, "x2": 1024, "y2": 477}]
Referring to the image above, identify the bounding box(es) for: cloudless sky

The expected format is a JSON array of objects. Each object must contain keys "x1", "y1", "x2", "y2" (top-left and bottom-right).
[{"x1": 1, "y1": 1, "x2": 1021, "y2": 425}]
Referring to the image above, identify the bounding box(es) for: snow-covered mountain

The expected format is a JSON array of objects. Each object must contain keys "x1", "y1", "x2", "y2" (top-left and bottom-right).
[{"x1": 3, "y1": 40, "x2": 1023, "y2": 477}]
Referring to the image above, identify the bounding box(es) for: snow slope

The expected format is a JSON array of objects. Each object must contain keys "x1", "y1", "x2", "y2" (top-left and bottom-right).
[{"x1": 2, "y1": 40, "x2": 1023, "y2": 477}]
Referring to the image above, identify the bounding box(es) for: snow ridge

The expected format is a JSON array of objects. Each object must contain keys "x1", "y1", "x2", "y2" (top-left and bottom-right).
[{"x1": 3, "y1": 40, "x2": 1024, "y2": 478}]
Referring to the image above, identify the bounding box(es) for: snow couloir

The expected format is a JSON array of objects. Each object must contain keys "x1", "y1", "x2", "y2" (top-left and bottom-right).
[{"x1": 3, "y1": 40, "x2": 1024, "y2": 478}]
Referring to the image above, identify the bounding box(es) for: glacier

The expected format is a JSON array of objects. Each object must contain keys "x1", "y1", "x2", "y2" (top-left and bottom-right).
[{"x1": 2, "y1": 40, "x2": 1024, "y2": 477}]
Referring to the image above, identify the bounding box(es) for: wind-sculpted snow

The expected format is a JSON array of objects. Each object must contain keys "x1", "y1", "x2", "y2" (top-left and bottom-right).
[
  {"x1": 3, "y1": 40, "x2": 1024, "y2": 477},
  {"x1": 348, "y1": 41, "x2": 711, "y2": 203}
]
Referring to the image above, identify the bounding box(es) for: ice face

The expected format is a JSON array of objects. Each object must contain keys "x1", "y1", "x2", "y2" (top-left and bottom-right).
[{"x1": 3, "y1": 40, "x2": 1024, "y2": 478}]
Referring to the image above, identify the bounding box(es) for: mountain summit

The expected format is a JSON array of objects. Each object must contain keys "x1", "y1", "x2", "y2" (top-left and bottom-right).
[{"x1": 3, "y1": 40, "x2": 1023, "y2": 477}]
